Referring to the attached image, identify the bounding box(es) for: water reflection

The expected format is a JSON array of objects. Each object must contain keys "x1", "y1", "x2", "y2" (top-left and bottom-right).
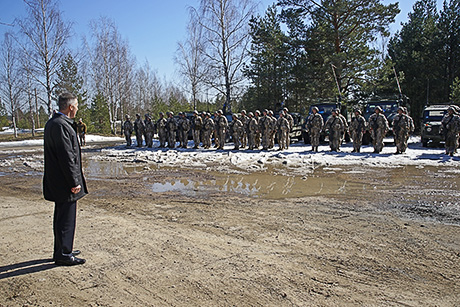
[{"x1": 150, "y1": 173, "x2": 367, "y2": 199}]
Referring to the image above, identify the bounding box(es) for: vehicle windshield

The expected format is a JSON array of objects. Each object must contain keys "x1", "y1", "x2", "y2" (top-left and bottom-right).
[
  {"x1": 365, "y1": 103, "x2": 399, "y2": 115},
  {"x1": 423, "y1": 110, "x2": 447, "y2": 122},
  {"x1": 311, "y1": 105, "x2": 337, "y2": 115}
]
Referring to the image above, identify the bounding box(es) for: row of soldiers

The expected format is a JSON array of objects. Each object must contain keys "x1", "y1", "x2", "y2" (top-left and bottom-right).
[
  {"x1": 121, "y1": 108, "x2": 294, "y2": 151},
  {"x1": 305, "y1": 106, "x2": 416, "y2": 154}
]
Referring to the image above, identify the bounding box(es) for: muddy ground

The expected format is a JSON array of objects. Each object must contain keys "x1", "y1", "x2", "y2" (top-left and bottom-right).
[{"x1": 0, "y1": 144, "x2": 459, "y2": 306}]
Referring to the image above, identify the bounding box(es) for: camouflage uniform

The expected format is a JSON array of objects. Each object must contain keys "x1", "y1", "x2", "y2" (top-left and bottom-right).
[
  {"x1": 240, "y1": 112, "x2": 249, "y2": 148},
  {"x1": 337, "y1": 112, "x2": 348, "y2": 144},
  {"x1": 284, "y1": 109, "x2": 294, "y2": 149},
  {"x1": 259, "y1": 111, "x2": 269, "y2": 150},
  {"x1": 277, "y1": 113, "x2": 290, "y2": 150},
  {"x1": 202, "y1": 115, "x2": 214, "y2": 149},
  {"x1": 122, "y1": 116, "x2": 133, "y2": 147},
  {"x1": 306, "y1": 110, "x2": 324, "y2": 151},
  {"x1": 324, "y1": 113, "x2": 345, "y2": 152},
  {"x1": 144, "y1": 115, "x2": 155, "y2": 148},
  {"x1": 134, "y1": 114, "x2": 145, "y2": 147},
  {"x1": 213, "y1": 112, "x2": 219, "y2": 148},
  {"x1": 156, "y1": 114, "x2": 167, "y2": 148},
  {"x1": 267, "y1": 112, "x2": 277, "y2": 149},
  {"x1": 392, "y1": 109, "x2": 411, "y2": 154},
  {"x1": 192, "y1": 112, "x2": 203, "y2": 149},
  {"x1": 441, "y1": 107, "x2": 460, "y2": 156},
  {"x1": 178, "y1": 113, "x2": 191, "y2": 148},
  {"x1": 216, "y1": 111, "x2": 228, "y2": 150},
  {"x1": 230, "y1": 116, "x2": 243, "y2": 150},
  {"x1": 349, "y1": 111, "x2": 366, "y2": 153},
  {"x1": 254, "y1": 111, "x2": 261, "y2": 148},
  {"x1": 247, "y1": 113, "x2": 258, "y2": 150},
  {"x1": 166, "y1": 113, "x2": 177, "y2": 148},
  {"x1": 368, "y1": 109, "x2": 389, "y2": 153}
]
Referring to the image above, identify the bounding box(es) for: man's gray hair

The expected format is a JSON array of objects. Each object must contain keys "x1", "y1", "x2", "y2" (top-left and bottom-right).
[{"x1": 58, "y1": 93, "x2": 77, "y2": 111}]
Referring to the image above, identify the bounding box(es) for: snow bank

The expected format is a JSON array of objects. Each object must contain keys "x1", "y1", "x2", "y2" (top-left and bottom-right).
[
  {"x1": 0, "y1": 134, "x2": 124, "y2": 148},
  {"x1": 93, "y1": 136, "x2": 460, "y2": 175}
]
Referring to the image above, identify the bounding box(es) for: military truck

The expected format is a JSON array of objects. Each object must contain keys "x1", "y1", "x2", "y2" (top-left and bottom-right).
[
  {"x1": 420, "y1": 104, "x2": 450, "y2": 147},
  {"x1": 302, "y1": 102, "x2": 348, "y2": 144},
  {"x1": 361, "y1": 98, "x2": 407, "y2": 145}
]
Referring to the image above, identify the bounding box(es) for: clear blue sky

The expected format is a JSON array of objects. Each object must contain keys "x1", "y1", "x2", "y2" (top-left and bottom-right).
[{"x1": 0, "y1": 0, "x2": 445, "y2": 82}]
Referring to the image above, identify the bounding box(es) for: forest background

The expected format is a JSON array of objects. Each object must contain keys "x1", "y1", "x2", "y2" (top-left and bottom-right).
[{"x1": 0, "y1": 0, "x2": 459, "y2": 136}]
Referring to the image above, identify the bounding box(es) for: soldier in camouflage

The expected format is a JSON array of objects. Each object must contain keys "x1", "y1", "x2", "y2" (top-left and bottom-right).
[
  {"x1": 336, "y1": 108, "x2": 348, "y2": 145},
  {"x1": 240, "y1": 110, "x2": 249, "y2": 148},
  {"x1": 259, "y1": 109, "x2": 268, "y2": 150},
  {"x1": 283, "y1": 107, "x2": 294, "y2": 149},
  {"x1": 267, "y1": 110, "x2": 277, "y2": 149},
  {"x1": 349, "y1": 109, "x2": 366, "y2": 153},
  {"x1": 144, "y1": 114, "x2": 155, "y2": 148},
  {"x1": 230, "y1": 114, "x2": 243, "y2": 150},
  {"x1": 213, "y1": 111, "x2": 219, "y2": 148},
  {"x1": 134, "y1": 113, "x2": 145, "y2": 147},
  {"x1": 247, "y1": 112, "x2": 258, "y2": 150},
  {"x1": 392, "y1": 107, "x2": 411, "y2": 154},
  {"x1": 277, "y1": 111, "x2": 290, "y2": 150},
  {"x1": 324, "y1": 109, "x2": 345, "y2": 152},
  {"x1": 441, "y1": 106, "x2": 460, "y2": 156},
  {"x1": 216, "y1": 110, "x2": 228, "y2": 150},
  {"x1": 166, "y1": 112, "x2": 177, "y2": 148},
  {"x1": 121, "y1": 114, "x2": 133, "y2": 147},
  {"x1": 254, "y1": 110, "x2": 261, "y2": 149},
  {"x1": 156, "y1": 112, "x2": 167, "y2": 148},
  {"x1": 368, "y1": 106, "x2": 389, "y2": 153},
  {"x1": 178, "y1": 112, "x2": 191, "y2": 149},
  {"x1": 192, "y1": 110, "x2": 203, "y2": 149},
  {"x1": 202, "y1": 113, "x2": 214, "y2": 149},
  {"x1": 306, "y1": 106, "x2": 323, "y2": 152}
]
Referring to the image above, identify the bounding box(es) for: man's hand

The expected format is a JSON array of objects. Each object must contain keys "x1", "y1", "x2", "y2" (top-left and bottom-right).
[{"x1": 71, "y1": 185, "x2": 81, "y2": 194}]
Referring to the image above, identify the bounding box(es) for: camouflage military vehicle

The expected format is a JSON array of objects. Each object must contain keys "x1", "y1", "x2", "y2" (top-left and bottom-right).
[{"x1": 420, "y1": 104, "x2": 450, "y2": 147}]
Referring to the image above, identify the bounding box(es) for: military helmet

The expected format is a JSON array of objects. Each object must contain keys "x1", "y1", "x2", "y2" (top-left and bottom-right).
[
  {"x1": 136, "y1": 113, "x2": 140, "y2": 117},
  {"x1": 397, "y1": 106, "x2": 404, "y2": 112},
  {"x1": 283, "y1": 107, "x2": 288, "y2": 112},
  {"x1": 353, "y1": 108, "x2": 361, "y2": 114},
  {"x1": 312, "y1": 106, "x2": 319, "y2": 112},
  {"x1": 255, "y1": 110, "x2": 260, "y2": 115},
  {"x1": 335, "y1": 108, "x2": 341, "y2": 113},
  {"x1": 159, "y1": 112, "x2": 164, "y2": 116},
  {"x1": 279, "y1": 111, "x2": 284, "y2": 116},
  {"x1": 217, "y1": 110, "x2": 223, "y2": 115},
  {"x1": 263, "y1": 109, "x2": 268, "y2": 114},
  {"x1": 169, "y1": 111, "x2": 174, "y2": 116},
  {"x1": 178, "y1": 112, "x2": 183, "y2": 116},
  {"x1": 193, "y1": 110, "x2": 198, "y2": 114},
  {"x1": 375, "y1": 106, "x2": 383, "y2": 112},
  {"x1": 268, "y1": 110, "x2": 274, "y2": 115},
  {"x1": 248, "y1": 112, "x2": 254, "y2": 117},
  {"x1": 332, "y1": 109, "x2": 338, "y2": 114},
  {"x1": 241, "y1": 110, "x2": 246, "y2": 114},
  {"x1": 125, "y1": 114, "x2": 130, "y2": 119}
]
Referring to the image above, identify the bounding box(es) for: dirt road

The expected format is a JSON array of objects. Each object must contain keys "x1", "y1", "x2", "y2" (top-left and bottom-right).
[{"x1": 0, "y1": 145, "x2": 459, "y2": 306}]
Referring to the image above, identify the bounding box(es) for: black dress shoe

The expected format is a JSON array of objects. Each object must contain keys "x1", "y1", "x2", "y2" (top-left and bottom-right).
[{"x1": 55, "y1": 255, "x2": 86, "y2": 266}]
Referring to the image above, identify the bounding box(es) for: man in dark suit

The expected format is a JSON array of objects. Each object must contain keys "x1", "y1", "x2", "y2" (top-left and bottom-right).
[{"x1": 43, "y1": 92, "x2": 88, "y2": 266}]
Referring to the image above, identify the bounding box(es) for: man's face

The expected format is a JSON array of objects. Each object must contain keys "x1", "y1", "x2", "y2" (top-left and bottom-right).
[{"x1": 69, "y1": 100, "x2": 78, "y2": 119}]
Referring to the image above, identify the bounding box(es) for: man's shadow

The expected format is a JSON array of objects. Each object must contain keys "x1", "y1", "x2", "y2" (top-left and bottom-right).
[{"x1": 0, "y1": 259, "x2": 56, "y2": 280}]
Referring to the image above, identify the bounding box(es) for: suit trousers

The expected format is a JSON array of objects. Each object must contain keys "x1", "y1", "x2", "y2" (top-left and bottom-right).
[{"x1": 53, "y1": 201, "x2": 77, "y2": 260}]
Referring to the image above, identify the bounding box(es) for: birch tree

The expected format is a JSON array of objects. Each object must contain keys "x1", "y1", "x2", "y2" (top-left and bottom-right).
[
  {"x1": 16, "y1": 0, "x2": 72, "y2": 117},
  {"x1": 175, "y1": 10, "x2": 208, "y2": 110},
  {"x1": 0, "y1": 33, "x2": 23, "y2": 138},
  {"x1": 193, "y1": 0, "x2": 257, "y2": 113},
  {"x1": 89, "y1": 17, "x2": 135, "y2": 134}
]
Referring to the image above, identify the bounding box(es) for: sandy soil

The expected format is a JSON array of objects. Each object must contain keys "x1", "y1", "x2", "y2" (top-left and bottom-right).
[{"x1": 1, "y1": 151, "x2": 460, "y2": 306}]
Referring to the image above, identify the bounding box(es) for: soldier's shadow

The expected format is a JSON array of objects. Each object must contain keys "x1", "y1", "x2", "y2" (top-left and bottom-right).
[{"x1": 0, "y1": 259, "x2": 56, "y2": 280}]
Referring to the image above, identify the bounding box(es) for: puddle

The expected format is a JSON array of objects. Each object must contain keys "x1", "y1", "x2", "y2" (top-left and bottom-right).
[{"x1": 149, "y1": 172, "x2": 369, "y2": 199}]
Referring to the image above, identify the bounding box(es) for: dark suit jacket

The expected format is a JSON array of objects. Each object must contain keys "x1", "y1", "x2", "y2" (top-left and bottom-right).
[{"x1": 43, "y1": 113, "x2": 88, "y2": 203}]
